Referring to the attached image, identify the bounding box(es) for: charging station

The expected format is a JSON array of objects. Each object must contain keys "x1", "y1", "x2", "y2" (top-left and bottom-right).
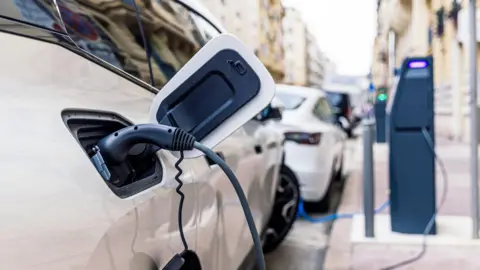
[
  {"x1": 374, "y1": 88, "x2": 387, "y2": 143},
  {"x1": 386, "y1": 56, "x2": 436, "y2": 235}
]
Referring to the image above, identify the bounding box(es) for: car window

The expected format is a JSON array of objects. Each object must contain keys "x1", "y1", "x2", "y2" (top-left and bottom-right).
[
  {"x1": 324, "y1": 91, "x2": 349, "y2": 108},
  {"x1": 275, "y1": 93, "x2": 306, "y2": 110},
  {"x1": 1, "y1": 0, "x2": 220, "y2": 90},
  {"x1": 313, "y1": 97, "x2": 334, "y2": 122}
]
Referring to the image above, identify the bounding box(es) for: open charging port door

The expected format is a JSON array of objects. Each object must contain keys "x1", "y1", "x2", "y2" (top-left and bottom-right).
[{"x1": 149, "y1": 33, "x2": 276, "y2": 158}]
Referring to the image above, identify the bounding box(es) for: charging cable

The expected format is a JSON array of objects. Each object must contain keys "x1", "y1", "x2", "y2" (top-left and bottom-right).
[
  {"x1": 380, "y1": 128, "x2": 448, "y2": 270},
  {"x1": 296, "y1": 199, "x2": 390, "y2": 223},
  {"x1": 95, "y1": 124, "x2": 266, "y2": 270}
]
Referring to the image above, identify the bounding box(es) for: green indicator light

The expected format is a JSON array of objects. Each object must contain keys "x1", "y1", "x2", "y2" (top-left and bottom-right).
[{"x1": 377, "y1": 93, "x2": 387, "y2": 101}]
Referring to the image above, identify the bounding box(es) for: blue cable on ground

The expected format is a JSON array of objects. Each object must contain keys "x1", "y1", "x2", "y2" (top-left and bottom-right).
[{"x1": 297, "y1": 198, "x2": 390, "y2": 223}]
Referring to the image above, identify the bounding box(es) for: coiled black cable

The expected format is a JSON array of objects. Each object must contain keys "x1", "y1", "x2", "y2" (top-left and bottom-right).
[{"x1": 174, "y1": 150, "x2": 189, "y2": 252}]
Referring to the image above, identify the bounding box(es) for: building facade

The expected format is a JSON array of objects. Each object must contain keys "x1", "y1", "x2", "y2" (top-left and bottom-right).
[
  {"x1": 324, "y1": 57, "x2": 337, "y2": 80},
  {"x1": 200, "y1": 0, "x2": 284, "y2": 82},
  {"x1": 282, "y1": 7, "x2": 308, "y2": 86},
  {"x1": 282, "y1": 7, "x2": 329, "y2": 88},
  {"x1": 372, "y1": 0, "x2": 476, "y2": 141},
  {"x1": 306, "y1": 30, "x2": 325, "y2": 88},
  {"x1": 258, "y1": 0, "x2": 285, "y2": 82}
]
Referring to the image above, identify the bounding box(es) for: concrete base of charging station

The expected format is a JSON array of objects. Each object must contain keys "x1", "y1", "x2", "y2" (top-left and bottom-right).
[
  {"x1": 345, "y1": 215, "x2": 480, "y2": 269},
  {"x1": 351, "y1": 214, "x2": 480, "y2": 246}
]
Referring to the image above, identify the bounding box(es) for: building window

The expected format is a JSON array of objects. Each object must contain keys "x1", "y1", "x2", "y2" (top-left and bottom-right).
[{"x1": 236, "y1": 12, "x2": 241, "y2": 18}]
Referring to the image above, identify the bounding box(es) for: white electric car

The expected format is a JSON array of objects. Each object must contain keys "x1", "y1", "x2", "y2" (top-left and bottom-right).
[
  {"x1": 0, "y1": 0, "x2": 299, "y2": 269},
  {"x1": 273, "y1": 84, "x2": 347, "y2": 212}
]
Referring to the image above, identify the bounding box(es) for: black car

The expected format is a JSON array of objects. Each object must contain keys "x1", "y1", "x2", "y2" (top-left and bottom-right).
[{"x1": 324, "y1": 90, "x2": 356, "y2": 137}]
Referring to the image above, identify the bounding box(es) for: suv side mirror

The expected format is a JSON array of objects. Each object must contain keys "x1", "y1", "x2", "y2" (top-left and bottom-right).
[
  {"x1": 256, "y1": 96, "x2": 284, "y2": 122},
  {"x1": 269, "y1": 107, "x2": 283, "y2": 120}
]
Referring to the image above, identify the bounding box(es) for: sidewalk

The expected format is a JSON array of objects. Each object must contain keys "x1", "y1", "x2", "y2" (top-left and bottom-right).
[{"x1": 324, "y1": 138, "x2": 480, "y2": 270}]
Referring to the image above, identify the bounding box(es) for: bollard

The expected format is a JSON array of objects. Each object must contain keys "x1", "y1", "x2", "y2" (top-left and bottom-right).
[{"x1": 362, "y1": 117, "x2": 375, "y2": 238}]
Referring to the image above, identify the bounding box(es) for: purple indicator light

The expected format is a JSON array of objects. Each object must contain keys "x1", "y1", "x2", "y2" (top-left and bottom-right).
[{"x1": 408, "y1": 61, "x2": 427, "y2": 69}]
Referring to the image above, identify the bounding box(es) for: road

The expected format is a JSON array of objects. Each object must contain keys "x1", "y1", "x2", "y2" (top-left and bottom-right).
[{"x1": 265, "y1": 136, "x2": 361, "y2": 270}]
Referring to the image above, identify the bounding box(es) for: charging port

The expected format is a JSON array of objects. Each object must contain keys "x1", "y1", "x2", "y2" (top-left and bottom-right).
[{"x1": 62, "y1": 109, "x2": 163, "y2": 198}]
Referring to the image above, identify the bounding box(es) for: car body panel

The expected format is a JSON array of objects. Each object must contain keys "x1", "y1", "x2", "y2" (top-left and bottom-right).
[
  {"x1": 273, "y1": 84, "x2": 346, "y2": 202},
  {"x1": 0, "y1": 0, "x2": 283, "y2": 269}
]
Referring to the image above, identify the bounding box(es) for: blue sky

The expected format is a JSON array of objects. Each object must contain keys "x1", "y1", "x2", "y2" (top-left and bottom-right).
[{"x1": 283, "y1": 0, "x2": 377, "y2": 76}]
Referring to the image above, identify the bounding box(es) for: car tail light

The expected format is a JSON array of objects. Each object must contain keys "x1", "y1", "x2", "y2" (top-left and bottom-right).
[
  {"x1": 346, "y1": 107, "x2": 351, "y2": 119},
  {"x1": 284, "y1": 132, "x2": 322, "y2": 145}
]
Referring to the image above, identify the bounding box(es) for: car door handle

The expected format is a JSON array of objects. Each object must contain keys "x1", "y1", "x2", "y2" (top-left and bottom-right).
[
  {"x1": 205, "y1": 151, "x2": 225, "y2": 166},
  {"x1": 254, "y1": 145, "x2": 263, "y2": 154}
]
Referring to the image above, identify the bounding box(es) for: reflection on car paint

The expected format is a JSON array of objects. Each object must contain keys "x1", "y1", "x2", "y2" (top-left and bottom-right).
[
  {"x1": 56, "y1": 3, "x2": 123, "y2": 69},
  {"x1": 13, "y1": 0, "x2": 58, "y2": 30},
  {"x1": 13, "y1": 0, "x2": 124, "y2": 70}
]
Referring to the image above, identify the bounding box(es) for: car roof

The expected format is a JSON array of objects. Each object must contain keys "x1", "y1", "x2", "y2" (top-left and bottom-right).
[{"x1": 276, "y1": 84, "x2": 326, "y2": 99}]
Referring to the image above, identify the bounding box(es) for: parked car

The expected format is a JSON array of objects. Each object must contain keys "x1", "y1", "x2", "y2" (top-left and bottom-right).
[
  {"x1": 0, "y1": 0, "x2": 295, "y2": 269},
  {"x1": 322, "y1": 89, "x2": 355, "y2": 137},
  {"x1": 273, "y1": 84, "x2": 347, "y2": 212}
]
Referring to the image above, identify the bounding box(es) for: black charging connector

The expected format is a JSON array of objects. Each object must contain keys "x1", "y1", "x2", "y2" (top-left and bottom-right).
[
  {"x1": 163, "y1": 253, "x2": 185, "y2": 270},
  {"x1": 96, "y1": 124, "x2": 196, "y2": 166}
]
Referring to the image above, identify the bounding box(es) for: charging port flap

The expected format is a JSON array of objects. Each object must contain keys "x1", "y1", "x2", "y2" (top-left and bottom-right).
[
  {"x1": 156, "y1": 49, "x2": 260, "y2": 141},
  {"x1": 149, "y1": 34, "x2": 275, "y2": 158}
]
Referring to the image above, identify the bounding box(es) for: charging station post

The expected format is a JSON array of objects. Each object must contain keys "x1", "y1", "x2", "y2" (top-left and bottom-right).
[
  {"x1": 363, "y1": 117, "x2": 375, "y2": 238},
  {"x1": 374, "y1": 87, "x2": 387, "y2": 143},
  {"x1": 387, "y1": 56, "x2": 436, "y2": 235}
]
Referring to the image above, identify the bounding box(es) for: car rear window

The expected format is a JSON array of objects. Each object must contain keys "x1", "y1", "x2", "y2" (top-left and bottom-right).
[
  {"x1": 275, "y1": 93, "x2": 306, "y2": 110},
  {"x1": 325, "y1": 91, "x2": 350, "y2": 107}
]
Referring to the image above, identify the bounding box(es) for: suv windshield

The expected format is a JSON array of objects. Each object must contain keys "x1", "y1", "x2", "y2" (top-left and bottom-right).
[
  {"x1": 275, "y1": 93, "x2": 306, "y2": 110},
  {"x1": 0, "y1": 0, "x2": 220, "y2": 90}
]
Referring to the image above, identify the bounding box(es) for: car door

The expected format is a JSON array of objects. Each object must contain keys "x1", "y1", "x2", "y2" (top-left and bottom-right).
[
  {"x1": 242, "y1": 118, "x2": 284, "y2": 223},
  {"x1": 322, "y1": 97, "x2": 346, "y2": 168},
  {"x1": 312, "y1": 97, "x2": 338, "y2": 172}
]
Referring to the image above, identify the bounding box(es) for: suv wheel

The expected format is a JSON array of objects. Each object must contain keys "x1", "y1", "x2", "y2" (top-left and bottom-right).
[{"x1": 263, "y1": 166, "x2": 300, "y2": 254}]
